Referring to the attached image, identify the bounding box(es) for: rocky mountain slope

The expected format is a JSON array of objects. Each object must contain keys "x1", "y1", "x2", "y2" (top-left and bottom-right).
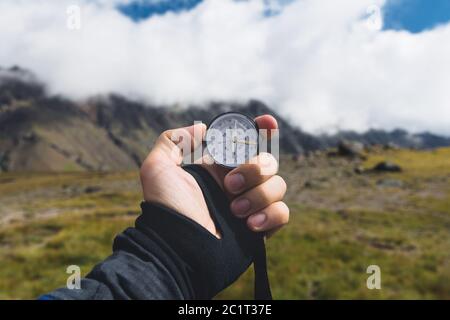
[{"x1": 1, "y1": 66, "x2": 449, "y2": 172}]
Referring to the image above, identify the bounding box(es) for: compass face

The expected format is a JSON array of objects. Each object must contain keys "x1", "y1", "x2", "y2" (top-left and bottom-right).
[{"x1": 205, "y1": 112, "x2": 259, "y2": 168}]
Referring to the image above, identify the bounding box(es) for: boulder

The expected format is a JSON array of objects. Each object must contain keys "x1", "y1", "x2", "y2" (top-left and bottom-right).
[
  {"x1": 384, "y1": 142, "x2": 400, "y2": 150},
  {"x1": 84, "y1": 186, "x2": 102, "y2": 194},
  {"x1": 372, "y1": 161, "x2": 402, "y2": 172},
  {"x1": 337, "y1": 139, "x2": 365, "y2": 158}
]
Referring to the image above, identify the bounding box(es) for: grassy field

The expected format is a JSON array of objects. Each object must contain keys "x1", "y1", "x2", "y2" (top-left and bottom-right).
[{"x1": 0, "y1": 148, "x2": 449, "y2": 299}]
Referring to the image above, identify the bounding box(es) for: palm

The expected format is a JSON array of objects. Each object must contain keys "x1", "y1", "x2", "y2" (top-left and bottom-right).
[{"x1": 141, "y1": 153, "x2": 219, "y2": 237}]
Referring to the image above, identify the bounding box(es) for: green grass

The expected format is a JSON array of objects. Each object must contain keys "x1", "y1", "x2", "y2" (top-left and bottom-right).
[
  {"x1": 364, "y1": 147, "x2": 450, "y2": 179},
  {"x1": 0, "y1": 207, "x2": 135, "y2": 299},
  {"x1": 0, "y1": 148, "x2": 449, "y2": 299},
  {"x1": 219, "y1": 203, "x2": 450, "y2": 299}
]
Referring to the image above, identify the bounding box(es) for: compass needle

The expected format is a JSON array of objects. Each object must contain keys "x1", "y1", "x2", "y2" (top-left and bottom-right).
[{"x1": 235, "y1": 140, "x2": 258, "y2": 145}]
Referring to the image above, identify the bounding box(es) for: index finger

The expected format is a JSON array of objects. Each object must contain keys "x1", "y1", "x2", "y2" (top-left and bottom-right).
[{"x1": 255, "y1": 115, "x2": 278, "y2": 140}]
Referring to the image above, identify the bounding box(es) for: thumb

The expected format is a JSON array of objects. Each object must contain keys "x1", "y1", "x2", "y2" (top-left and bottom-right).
[{"x1": 150, "y1": 123, "x2": 207, "y2": 166}]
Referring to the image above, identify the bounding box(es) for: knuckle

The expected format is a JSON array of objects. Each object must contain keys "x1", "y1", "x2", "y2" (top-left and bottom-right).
[
  {"x1": 254, "y1": 184, "x2": 272, "y2": 205},
  {"x1": 271, "y1": 202, "x2": 289, "y2": 225},
  {"x1": 256, "y1": 152, "x2": 278, "y2": 175},
  {"x1": 253, "y1": 175, "x2": 286, "y2": 205},
  {"x1": 250, "y1": 163, "x2": 265, "y2": 177},
  {"x1": 158, "y1": 130, "x2": 170, "y2": 142},
  {"x1": 263, "y1": 202, "x2": 290, "y2": 230},
  {"x1": 155, "y1": 131, "x2": 170, "y2": 147},
  {"x1": 239, "y1": 162, "x2": 261, "y2": 176},
  {"x1": 272, "y1": 175, "x2": 287, "y2": 193},
  {"x1": 239, "y1": 153, "x2": 278, "y2": 179},
  {"x1": 260, "y1": 152, "x2": 278, "y2": 165},
  {"x1": 259, "y1": 187, "x2": 272, "y2": 204}
]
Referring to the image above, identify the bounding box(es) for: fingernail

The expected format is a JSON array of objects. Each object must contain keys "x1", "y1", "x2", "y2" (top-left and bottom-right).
[
  {"x1": 226, "y1": 173, "x2": 245, "y2": 193},
  {"x1": 231, "y1": 198, "x2": 251, "y2": 216},
  {"x1": 249, "y1": 213, "x2": 267, "y2": 229}
]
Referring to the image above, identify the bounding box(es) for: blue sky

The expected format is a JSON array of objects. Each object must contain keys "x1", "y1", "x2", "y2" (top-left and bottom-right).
[
  {"x1": 118, "y1": 0, "x2": 202, "y2": 21},
  {"x1": 383, "y1": 0, "x2": 450, "y2": 33},
  {"x1": 118, "y1": 0, "x2": 450, "y2": 33},
  {"x1": 116, "y1": 0, "x2": 292, "y2": 20}
]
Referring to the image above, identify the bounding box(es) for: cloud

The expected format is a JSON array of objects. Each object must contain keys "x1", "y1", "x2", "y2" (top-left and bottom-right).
[{"x1": 0, "y1": 0, "x2": 449, "y2": 134}]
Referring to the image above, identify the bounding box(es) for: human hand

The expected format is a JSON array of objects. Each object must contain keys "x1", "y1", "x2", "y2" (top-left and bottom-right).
[{"x1": 140, "y1": 115, "x2": 289, "y2": 238}]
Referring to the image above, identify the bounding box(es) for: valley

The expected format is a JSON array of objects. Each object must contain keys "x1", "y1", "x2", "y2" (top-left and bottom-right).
[{"x1": 0, "y1": 147, "x2": 448, "y2": 299}]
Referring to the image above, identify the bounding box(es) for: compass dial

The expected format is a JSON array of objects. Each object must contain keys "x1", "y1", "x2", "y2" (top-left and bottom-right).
[{"x1": 205, "y1": 112, "x2": 259, "y2": 168}]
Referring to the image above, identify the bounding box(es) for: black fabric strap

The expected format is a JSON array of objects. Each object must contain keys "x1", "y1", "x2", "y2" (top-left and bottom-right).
[{"x1": 254, "y1": 235, "x2": 272, "y2": 300}]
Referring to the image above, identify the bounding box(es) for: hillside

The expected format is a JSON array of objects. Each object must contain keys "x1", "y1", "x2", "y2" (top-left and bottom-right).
[
  {"x1": 0, "y1": 147, "x2": 448, "y2": 299},
  {"x1": 1, "y1": 66, "x2": 450, "y2": 172}
]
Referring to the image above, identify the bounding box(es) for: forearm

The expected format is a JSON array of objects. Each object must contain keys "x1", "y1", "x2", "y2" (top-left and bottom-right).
[{"x1": 41, "y1": 224, "x2": 194, "y2": 300}]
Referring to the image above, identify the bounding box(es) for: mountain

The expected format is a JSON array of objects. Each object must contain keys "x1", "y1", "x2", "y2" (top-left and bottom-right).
[{"x1": 1, "y1": 66, "x2": 449, "y2": 172}]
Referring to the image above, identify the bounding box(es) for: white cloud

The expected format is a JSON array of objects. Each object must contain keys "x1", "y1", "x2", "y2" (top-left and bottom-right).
[{"x1": 0, "y1": 0, "x2": 449, "y2": 134}]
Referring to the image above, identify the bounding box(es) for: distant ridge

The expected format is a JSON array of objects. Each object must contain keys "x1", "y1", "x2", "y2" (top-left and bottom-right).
[{"x1": 1, "y1": 66, "x2": 449, "y2": 172}]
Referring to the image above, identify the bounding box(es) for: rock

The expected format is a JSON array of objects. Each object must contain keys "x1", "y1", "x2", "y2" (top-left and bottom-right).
[
  {"x1": 354, "y1": 166, "x2": 365, "y2": 174},
  {"x1": 304, "y1": 180, "x2": 322, "y2": 188},
  {"x1": 303, "y1": 178, "x2": 330, "y2": 189},
  {"x1": 22, "y1": 132, "x2": 37, "y2": 143},
  {"x1": 384, "y1": 142, "x2": 399, "y2": 150},
  {"x1": 84, "y1": 186, "x2": 102, "y2": 194},
  {"x1": 372, "y1": 161, "x2": 402, "y2": 172},
  {"x1": 377, "y1": 179, "x2": 404, "y2": 188},
  {"x1": 337, "y1": 140, "x2": 365, "y2": 158},
  {"x1": 304, "y1": 181, "x2": 314, "y2": 188}
]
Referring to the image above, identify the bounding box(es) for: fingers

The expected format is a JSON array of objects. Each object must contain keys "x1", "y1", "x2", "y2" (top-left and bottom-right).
[
  {"x1": 230, "y1": 175, "x2": 287, "y2": 217},
  {"x1": 254, "y1": 115, "x2": 278, "y2": 140},
  {"x1": 150, "y1": 123, "x2": 206, "y2": 166},
  {"x1": 224, "y1": 153, "x2": 278, "y2": 195},
  {"x1": 221, "y1": 117, "x2": 287, "y2": 236},
  {"x1": 247, "y1": 201, "x2": 290, "y2": 232}
]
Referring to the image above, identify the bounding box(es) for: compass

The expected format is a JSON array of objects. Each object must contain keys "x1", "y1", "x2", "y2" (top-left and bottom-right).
[{"x1": 205, "y1": 112, "x2": 259, "y2": 168}]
